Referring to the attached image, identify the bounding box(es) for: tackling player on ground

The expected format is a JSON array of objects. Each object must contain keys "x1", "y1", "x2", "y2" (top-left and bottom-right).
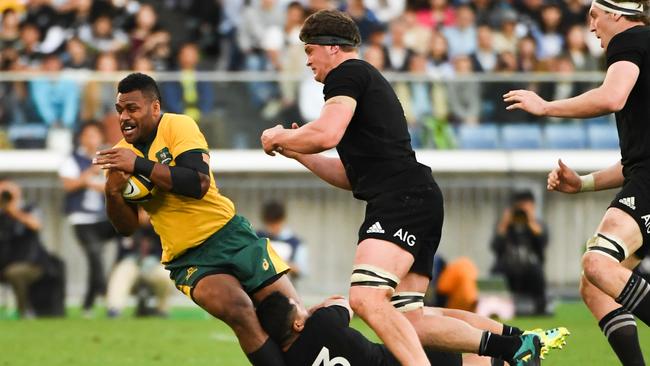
[
  {"x1": 93, "y1": 73, "x2": 297, "y2": 366},
  {"x1": 256, "y1": 291, "x2": 568, "y2": 366},
  {"x1": 504, "y1": 1, "x2": 650, "y2": 364},
  {"x1": 261, "y1": 9, "x2": 553, "y2": 366}
]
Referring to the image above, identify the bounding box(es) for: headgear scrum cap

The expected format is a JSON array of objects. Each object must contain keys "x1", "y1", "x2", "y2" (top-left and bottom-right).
[
  {"x1": 299, "y1": 9, "x2": 362, "y2": 47},
  {"x1": 593, "y1": 0, "x2": 644, "y2": 16}
]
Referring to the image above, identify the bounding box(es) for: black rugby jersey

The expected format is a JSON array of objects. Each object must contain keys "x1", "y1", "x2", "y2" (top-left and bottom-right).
[
  {"x1": 323, "y1": 59, "x2": 433, "y2": 200},
  {"x1": 284, "y1": 305, "x2": 463, "y2": 366},
  {"x1": 606, "y1": 26, "x2": 650, "y2": 177},
  {"x1": 284, "y1": 305, "x2": 388, "y2": 366}
]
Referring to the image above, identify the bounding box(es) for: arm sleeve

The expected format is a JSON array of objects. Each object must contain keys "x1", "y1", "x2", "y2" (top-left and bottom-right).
[
  {"x1": 323, "y1": 62, "x2": 368, "y2": 101},
  {"x1": 169, "y1": 151, "x2": 210, "y2": 198}
]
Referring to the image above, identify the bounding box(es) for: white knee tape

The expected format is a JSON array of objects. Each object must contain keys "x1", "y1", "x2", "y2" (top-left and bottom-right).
[
  {"x1": 350, "y1": 264, "x2": 400, "y2": 292},
  {"x1": 586, "y1": 233, "x2": 629, "y2": 262},
  {"x1": 391, "y1": 292, "x2": 425, "y2": 313}
]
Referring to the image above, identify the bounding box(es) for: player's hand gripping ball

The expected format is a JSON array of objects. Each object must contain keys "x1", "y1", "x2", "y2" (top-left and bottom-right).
[{"x1": 122, "y1": 174, "x2": 155, "y2": 202}]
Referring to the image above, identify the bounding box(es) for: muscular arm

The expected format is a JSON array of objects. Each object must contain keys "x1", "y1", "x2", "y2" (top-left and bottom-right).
[
  {"x1": 505, "y1": 61, "x2": 639, "y2": 118},
  {"x1": 592, "y1": 160, "x2": 625, "y2": 191},
  {"x1": 104, "y1": 170, "x2": 139, "y2": 235},
  {"x1": 263, "y1": 96, "x2": 356, "y2": 154},
  {"x1": 147, "y1": 152, "x2": 210, "y2": 199},
  {"x1": 94, "y1": 149, "x2": 210, "y2": 199},
  {"x1": 293, "y1": 154, "x2": 351, "y2": 190}
]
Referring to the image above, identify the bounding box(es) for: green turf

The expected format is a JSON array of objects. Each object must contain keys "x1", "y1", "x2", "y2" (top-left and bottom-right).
[{"x1": 1, "y1": 302, "x2": 648, "y2": 366}]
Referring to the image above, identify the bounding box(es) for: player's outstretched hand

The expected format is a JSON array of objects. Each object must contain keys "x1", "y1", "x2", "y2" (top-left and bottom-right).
[
  {"x1": 93, "y1": 148, "x2": 137, "y2": 173},
  {"x1": 261, "y1": 124, "x2": 284, "y2": 156},
  {"x1": 547, "y1": 159, "x2": 581, "y2": 193},
  {"x1": 503, "y1": 89, "x2": 548, "y2": 116}
]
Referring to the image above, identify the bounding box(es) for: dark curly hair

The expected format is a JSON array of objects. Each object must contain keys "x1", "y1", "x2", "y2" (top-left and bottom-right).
[
  {"x1": 117, "y1": 72, "x2": 162, "y2": 104},
  {"x1": 299, "y1": 9, "x2": 361, "y2": 51}
]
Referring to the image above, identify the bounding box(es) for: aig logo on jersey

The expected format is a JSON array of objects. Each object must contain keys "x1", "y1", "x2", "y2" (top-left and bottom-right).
[
  {"x1": 642, "y1": 214, "x2": 650, "y2": 234},
  {"x1": 393, "y1": 228, "x2": 416, "y2": 246},
  {"x1": 312, "y1": 347, "x2": 350, "y2": 366}
]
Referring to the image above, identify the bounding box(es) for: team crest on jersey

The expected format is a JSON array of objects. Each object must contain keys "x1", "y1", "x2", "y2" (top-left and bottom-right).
[
  {"x1": 185, "y1": 266, "x2": 198, "y2": 281},
  {"x1": 262, "y1": 258, "x2": 270, "y2": 271},
  {"x1": 156, "y1": 147, "x2": 173, "y2": 165}
]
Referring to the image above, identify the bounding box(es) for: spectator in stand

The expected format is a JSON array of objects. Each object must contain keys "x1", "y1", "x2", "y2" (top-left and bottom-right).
[
  {"x1": 363, "y1": 44, "x2": 386, "y2": 70},
  {"x1": 492, "y1": 9, "x2": 519, "y2": 55},
  {"x1": 106, "y1": 208, "x2": 173, "y2": 318},
  {"x1": 448, "y1": 55, "x2": 480, "y2": 125},
  {"x1": 517, "y1": 35, "x2": 545, "y2": 73},
  {"x1": 564, "y1": 24, "x2": 599, "y2": 72},
  {"x1": 364, "y1": 0, "x2": 405, "y2": 23},
  {"x1": 384, "y1": 17, "x2": 415, "y2": 72},
  {"x1": 128, "y1": 4, "x2": 161, "y2": 64},
  {"x1": 532, "y1": 3, "x2": 564, "y2": 61},
  {"x1": 62, "y1": 37, "x2": 92, "y2": 70},
  {"x1": 256, "y1": 201, "x2": 308, "y2": 282},
  {"x1": 340, "y1": 0, "x2": 381, "y2": 43},
  {"x1": 80, "y1": 52, "x2": 121, "y2": 144},
  {"x1": 442, "y1": 4, "x2": 477, "y2": 58},
  {"x1": 78, "y1": 14, "x2": 129, "y2": 54},
  {"x1": 491, "y1": 190, "x2": 549, "y2": 316},
  {"x1": 470, "y1": 24, "x2": 498, "y2": 73},
  {"x1": 0, "y1": 178, "x2": 50, "y2": 318},
  {"x1": 162, "y1": 42, "x2": 215, "y2": 124},
  {"x1": 394, "y1": 53, "x2": 430, "y2": 148},
  {"x1": 416, "y1": 0, "x2": 456, "y2": 29},
  {"x1": 58, "y1": 122, "x2": 117, "y2": 317},
  {"x1": 562, "y1": 0, "x2": 590, "y2": 29},
  {"x1": 23, "y1": 0, "x2": 58, "y2": 41},
  {"x1": 488, "y1": 51, "x2": 529, "y2": 123},
  {"x1": 0, "y1": 9, "x2": 21, "y2": 51},
  {"x1": 16, "y1": 22, "x2": 44, "y2": 70},
  {"x1": 426, "y1": 31, "x2": 454, "y2": 78},
  {"x1": 261, "y1": 1, "x2": 308, "y2": 121},
  {"x1": 237, "y1": 0, "x2": 284, "y2": 109},
  {"x1": 29, "y1": 54, "x2": 81, "y2": 129}
]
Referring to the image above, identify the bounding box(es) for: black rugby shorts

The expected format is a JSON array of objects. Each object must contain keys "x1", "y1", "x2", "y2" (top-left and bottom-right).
[
  {"x1": 357, "y1": 183, "x2": 444, "y2": 278},
  {"x1": 609, "y1": 172, "x2": 650, "y2": 258}
]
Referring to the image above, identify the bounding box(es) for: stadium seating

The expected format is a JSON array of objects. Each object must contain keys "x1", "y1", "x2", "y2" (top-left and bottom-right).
[
  {"x1": 587, "y1": 124, "x2": 619, "y2": 149},
  {"x1": 501, "y1": 124, "x2": 543, "y2": 149},
  {"x1": 544, "y1": 124, "x2": 587, "y2": 149},
  {"x1": 7, "y1": 123, "x2": 48, "y2": 149},
  {"x1": 456, "y1": 124, "x2": 499, "y2": 149}
]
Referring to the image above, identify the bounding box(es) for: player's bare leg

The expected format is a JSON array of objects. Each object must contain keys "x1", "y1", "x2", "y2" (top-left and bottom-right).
[
  {"x1": 581, "y1": 255, "x2": 646, "y2": 365},
  {"x1": 397, "y1": 273, "x2": 541, "y2": 365},
  {"x1": 193, "y1": 274, "x2": 285, "y2": 366},
  {"x1": 349, "y1": 239, "x2": 431, "y2": 366},
  {"x1": 582, "y1": 208, "x2": 650, "y2": 327}
]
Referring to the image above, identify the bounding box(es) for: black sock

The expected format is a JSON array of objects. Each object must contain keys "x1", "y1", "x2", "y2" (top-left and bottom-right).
[
  {"x1": 246, "y1": 338, "x2": 286, "y2": 366},
  {"x1": 478, "y1": 331, "x2": 520, "y2": 361},
  {"x1": 599, "y1": 307, "x2": 646, "y2": 366},
  {"x1": 616, "y1": 273, "x2": 650, "y2": 326},
  {"x1": 502, "y1": 324, "x2": 524, "y2": 336}
]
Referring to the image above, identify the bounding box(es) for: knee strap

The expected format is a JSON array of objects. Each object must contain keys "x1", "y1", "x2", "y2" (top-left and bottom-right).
[
  {"x1": 586, "y1": 233, "x2": 629, "y2": 262},
  {"x1": 350, "y1": 264, "x2": 400, "y2": 293},
  {"x1": 391, "y1": 292, "x2": 425, "y2": 313}
]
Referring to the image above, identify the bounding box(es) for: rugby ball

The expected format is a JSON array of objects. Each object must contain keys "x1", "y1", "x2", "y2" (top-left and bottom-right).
[{"x1": 122, "y1": 174, "x2": 155, "y2": 202}]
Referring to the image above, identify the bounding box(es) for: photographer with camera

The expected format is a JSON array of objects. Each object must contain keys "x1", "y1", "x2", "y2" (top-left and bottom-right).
[
  {"x1": 0, "y1": 178, "x2": 49, "y2": 318},
  {"x1": 491, "y1": 190, "x2": 549, "y2": 316}
]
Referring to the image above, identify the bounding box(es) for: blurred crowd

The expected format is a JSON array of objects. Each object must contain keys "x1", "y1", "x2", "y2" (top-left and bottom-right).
[{"x1": 0, "y1": 0, "x2": 603, "y2": 149}]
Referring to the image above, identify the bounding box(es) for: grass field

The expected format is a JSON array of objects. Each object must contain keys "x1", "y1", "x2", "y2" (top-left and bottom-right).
[{"x1": 1, "y1": 302, "x2": 648, "y2": 366}]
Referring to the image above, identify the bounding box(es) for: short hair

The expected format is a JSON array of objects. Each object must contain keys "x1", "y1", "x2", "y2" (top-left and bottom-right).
[
  {"x1": 117, "y1": 72, "x2": 162, "y2": 104},
  {"x1": 299, "y1": 9, "x2": 361, "y2": 51},
  {"x1": 256, "y1": 292, "x2": 297, "y2": 346},
  {"x1": 261, "y1": 200, "x2": 286, "y2": 224},
  {"x1": 511, "y1": 190, "x2": 535, "y2": 204}
]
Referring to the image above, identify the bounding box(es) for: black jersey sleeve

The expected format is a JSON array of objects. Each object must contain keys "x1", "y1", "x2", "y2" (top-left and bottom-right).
[
  {"x1": 311, "y1": 305, "x2": 351, "y2": 327},
  {"x1": 323, "y1": 61, "x2": 369, "y2": 101},
  {"x1": 606, "y1": 30, "x2": 645, "y2": 68}
]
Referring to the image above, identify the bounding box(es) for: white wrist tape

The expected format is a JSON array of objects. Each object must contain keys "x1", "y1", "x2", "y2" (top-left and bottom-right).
[{"x1": 580, "y1": 174, "x2": 595, "y2": 192}]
